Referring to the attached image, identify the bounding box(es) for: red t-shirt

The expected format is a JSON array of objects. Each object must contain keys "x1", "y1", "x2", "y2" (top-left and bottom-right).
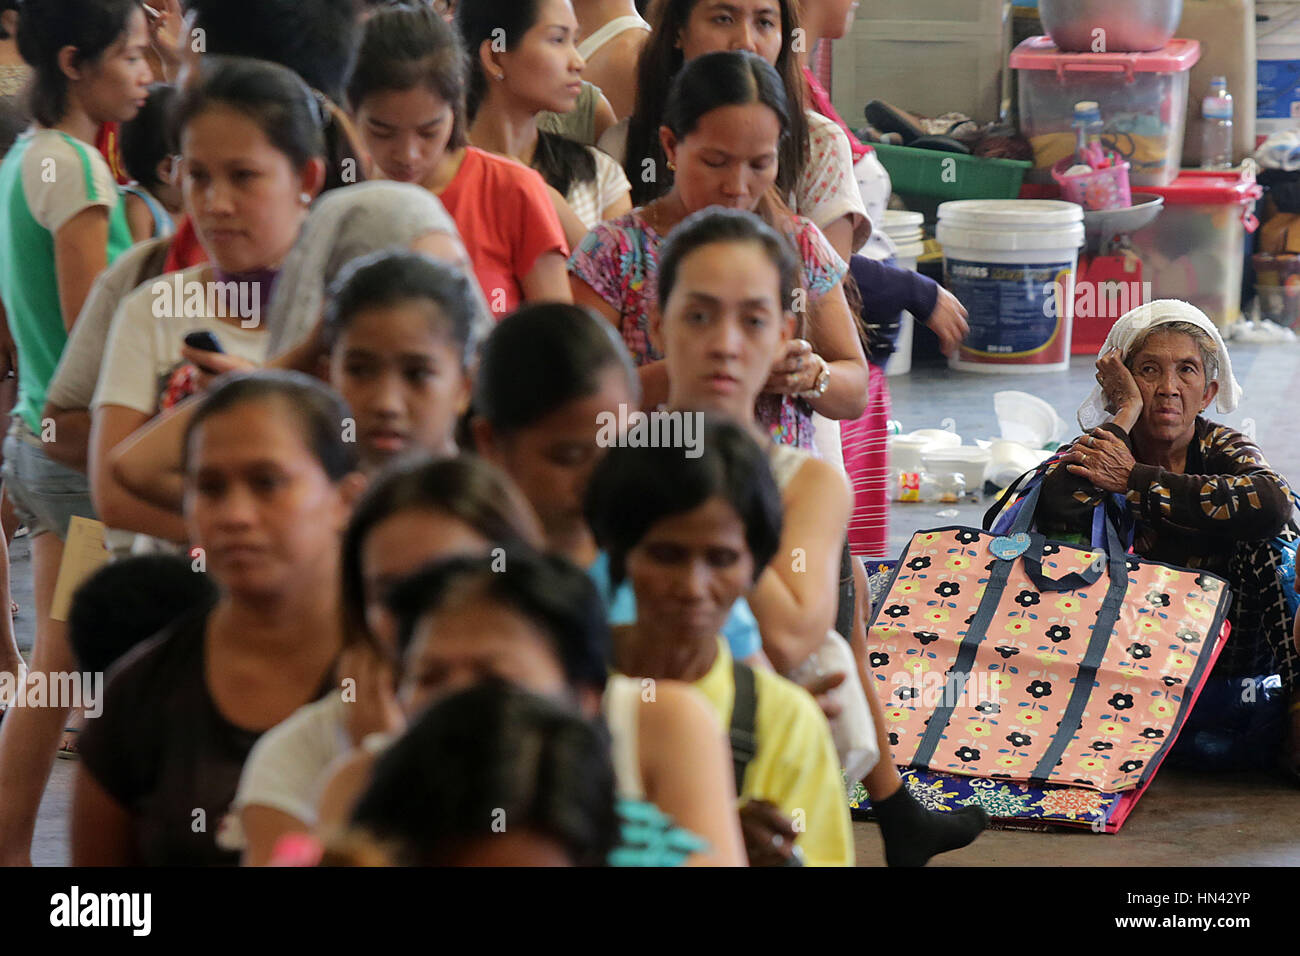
[
  {"x1": 437, "y1": 147, "x2": 568, "y2": 317},
  {"x1": 162, "y1": 216, "x2": 210, "y2": 273}
]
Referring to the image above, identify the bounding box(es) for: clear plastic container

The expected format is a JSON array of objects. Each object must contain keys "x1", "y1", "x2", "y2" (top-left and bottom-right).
[
  {"x1": 1011, "y1": 36, "x2": 1201, "y2": 187},
  {"x1": 1125, "y1": 168, "x2": 1263, "y2": 328}
]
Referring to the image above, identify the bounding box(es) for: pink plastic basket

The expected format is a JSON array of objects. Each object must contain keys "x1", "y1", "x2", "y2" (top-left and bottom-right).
[{"x1": 1052, "y1": 156, "x2": 1132, "y2": 211}]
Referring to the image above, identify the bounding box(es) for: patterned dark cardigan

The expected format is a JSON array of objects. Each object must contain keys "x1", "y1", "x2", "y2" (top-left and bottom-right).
[{"x1": 1037, "y1": 417, "x2": 1298, "y2": 685}]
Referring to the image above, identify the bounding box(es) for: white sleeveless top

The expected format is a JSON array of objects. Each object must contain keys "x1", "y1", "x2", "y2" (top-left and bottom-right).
[
  {"x1": 578, "y1": 14, "x2": 651, "y2": 60},
  {"x1": 602, "y1": 673, "x2": 645, "y2": 799}
]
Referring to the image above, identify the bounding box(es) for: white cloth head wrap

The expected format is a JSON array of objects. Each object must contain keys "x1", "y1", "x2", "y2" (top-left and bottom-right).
[
  {"x1": 1076, "y1": 299, "x2": 1242, "y2": 431},
  {"x1": 265, "y1": 181, "x2": 491, "y2": 357}
]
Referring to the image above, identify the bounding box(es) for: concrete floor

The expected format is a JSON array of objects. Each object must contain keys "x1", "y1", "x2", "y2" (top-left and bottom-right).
[{"x1": 15, "y1": 343, "x2": 1300, "y2": 866}]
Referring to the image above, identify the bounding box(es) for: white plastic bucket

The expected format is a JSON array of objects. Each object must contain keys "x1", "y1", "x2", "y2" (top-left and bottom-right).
[
  {"x1": 1257, "y1": 3, "x2": 1300, "y2": 139},
  {"x1": 937, "y1": 200, "x2": 1085, "y2": 373},
  {"x1": 882, "y1": 211, "x2": 925, "y2": 376}
]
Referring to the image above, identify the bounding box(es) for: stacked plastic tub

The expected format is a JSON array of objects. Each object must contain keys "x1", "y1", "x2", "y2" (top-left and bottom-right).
[
  {"x1": 1126, "y1": 168, "x2": 1263, "y2": 327},
  {"x1": 1011, "y1": 36, "x2": 1201, "y2": 187},
  {"x1": 881, "y1": 211, "x2": 924, "y2": 376}
]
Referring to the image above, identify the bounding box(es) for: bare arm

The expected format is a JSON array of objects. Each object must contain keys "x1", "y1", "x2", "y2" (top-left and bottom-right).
[
  {"x1": 801, "y1": 284, "x2": 870, "y2": 421},
  {"x1": 124, "y1": 193, "x2": 155, "y2": 244},
  {"x1": 748, "y1": 457, "x2": 852, "y2": 673},
  {"x1": 90, "y1": 404, "x2": 188, "y2": 541},
  {"x1": 315, "y1": 749, "x2": 375, "y2": 833},
  {"x1": 241, "y1": 804, "x2": 310, "y2": 867},
  {"x1": 820, "y1": 215, "x2": 856, "y2": 265},
  {"x1": 639, "y1": 682, "x2": 747, "y2": 866},
  {"x1": 601, "y1": 191, "x2": 633, "y2": 224},
  {"x1": 570, "y1": 277, "x2": 668, "y2": 410},
  {"x1": 546, "y1": 184, "x2": 591, "y2": 250},
  {"x1": 591, "y1": 89, "x2": 618, "y2": 144},
  {"x1": 52, "y1": 206, "x2": 110, "y2": 332},
  {"x1": 108, "y1": 394, "x2": 197, "y2": 513},
  {"x1": 520, "y1": 251, "x2": 574, "y2": 305},
  {"x1": 39, "y1": 404, "x2": 91, "y2": 472},
  {"x1": 71, "y1": 768, "x2": 135, "y2": 866}
]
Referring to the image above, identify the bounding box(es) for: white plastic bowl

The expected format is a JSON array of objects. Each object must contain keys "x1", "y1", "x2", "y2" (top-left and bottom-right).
[
  {"x1": 988, "y1": 439, "x2": 1054, "y2": 487},
  {"x1": 889, "y1": 434, "x2": 933, "y2": 474},
  {"x1": 994, "y1": 391, "x2": 1068, "y2": 448},
  {"x1": 908, "y1": 428, "x2": 963, "y2": 449},
  {"x1": 922, "y1": 446, "x2": 993, "y2": 493}
]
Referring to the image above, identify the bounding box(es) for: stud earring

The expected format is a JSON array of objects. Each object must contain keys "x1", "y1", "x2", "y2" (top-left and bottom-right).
[
  {"x1": 300, "y1": 192, "x2": 312, "y2": 205},
  {"x1": 666, "y1": 160, "x2": 676, "y2": 172},
  {"x1": 494, "y1": 71, "x2": 505, "y2": 81}
]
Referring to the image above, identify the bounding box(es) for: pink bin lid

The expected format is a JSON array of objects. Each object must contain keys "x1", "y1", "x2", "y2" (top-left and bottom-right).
[{"x1": 1010, "y1": 36, "x2": 1201, "y2": 79}]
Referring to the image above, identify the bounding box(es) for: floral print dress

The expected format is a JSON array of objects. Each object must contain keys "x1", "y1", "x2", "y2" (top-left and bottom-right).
[{"x1": 568, "y1": 208, "x2": 846, "y2": 449}]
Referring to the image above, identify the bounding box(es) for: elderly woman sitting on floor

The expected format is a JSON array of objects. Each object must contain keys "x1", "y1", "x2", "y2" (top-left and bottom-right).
[{"x1": 1035, "y1": 300, "x2": 1300, "y2": 776}]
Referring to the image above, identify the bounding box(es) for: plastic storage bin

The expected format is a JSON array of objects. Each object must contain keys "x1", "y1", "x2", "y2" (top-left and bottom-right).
[
  {"x1": 873, "y1": 144, "x2": 1033, "y2": 202},
  {"x1": 830, "y1": 0, "x2": 1012, "y2": 129},
  {"x1": 1126, "y1": 168, "x2": 1263, "y2": 328},
  {"x1": 1012, "y1": 36, "x2": 1201, "y2": 187}
]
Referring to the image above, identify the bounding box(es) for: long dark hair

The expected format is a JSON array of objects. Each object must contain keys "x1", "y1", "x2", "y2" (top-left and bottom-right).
[
  {"x1": 454, "y1": 0, "x2": 596, "y2": 196},
  {"x1": 624, "y1": 0, "x2": 807, "y2": 207},
  {"x1": 173, "y1": 55, "x2": 365, "y2": 193},
  {"x1": 472, "y1": 303, "x2": 639, "y2": 438},
  {"x1": 17, "y1": 0, "x2": 137, "y2": 127}
]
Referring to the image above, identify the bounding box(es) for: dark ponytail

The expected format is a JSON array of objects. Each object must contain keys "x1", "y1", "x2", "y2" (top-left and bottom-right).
[
  {"x1": 174, "y1": 55, "x2": 365, "y2": 194},
  {"x1": 453, "y1": 0, "x2": 595, "y2": 195},
  {"x1": 624, "y1": 0, "x2": 807, "y2": 207},
  {"x1": 472, "y1": 304, "x2": 639, "y2": 438}
]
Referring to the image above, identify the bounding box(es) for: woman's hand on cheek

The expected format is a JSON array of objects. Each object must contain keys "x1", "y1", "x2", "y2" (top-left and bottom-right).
[
  {"x1": 1096, "y1": 348, "x2": 1143, "y2": 419},
  {"x1": 763, "y1": 338, "x2": 815, "y2": 395},
  {"x1": 1064, "y1": 428, "x2": 1137, "y2": 494}
]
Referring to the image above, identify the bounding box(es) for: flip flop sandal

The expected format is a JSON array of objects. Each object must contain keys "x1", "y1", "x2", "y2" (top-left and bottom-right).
[{"x1": 56, "y1": 726, "x2": 79, "y2": 760}]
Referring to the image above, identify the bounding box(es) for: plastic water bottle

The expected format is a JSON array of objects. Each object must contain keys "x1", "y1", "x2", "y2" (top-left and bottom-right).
[
  {"x1": 1072, "y1": 101, "x2": 1103, "y2": 166},
  {"x1": 1201, "y1": 77, "x2": 1234, "y2": 170}
]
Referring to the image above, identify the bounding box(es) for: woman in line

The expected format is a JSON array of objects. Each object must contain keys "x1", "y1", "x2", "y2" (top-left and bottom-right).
[
  {"x1": 47, "y1": 180, "x2": 473, "y2": 483},
  {"x1": 348, "y1": 683, "x2": 621, "y2": 867},
  {"x1": 1032, "y1": 300, "x2": 1300, "y2": 777},
  {"x1": 571, "y1": 51, "x2": 869, "y2": 447},
  {"x1": 569, "y1": 0, "x2": 650, "y2": 120},
  {"x1": 457, "y1": 0, "x2": 631, "y2": 247},
  {"x1": 635, "y1": 207, "x2": 987, "y2": 865},
  {"x1": 103, "y1": 233, "x2": 485, "y2": 522},
  {"x1": 469, "y1": 301, "x2": 770, "y2": 670},
  {"x1": 347, "y1": 3, "x2": 571, "y2": 315},
  {"x1": 72, "y1": 372, "x2": 366, "y2": 865},
  {"x1": 234, "y1": 454, "x2": 543, "y2": 865},
  {"x1": 89, "y1": 56, "x2": 330, "y2": 545},
  {"x1": 0, "y1": 0, "x2": 152, "y2": 865},
  {"x1": 586, "y1": 416, "x2": 854, "y2": 866},
  {"x1": 322, "y1": 550, "x2": 746, "y2": 866}
]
